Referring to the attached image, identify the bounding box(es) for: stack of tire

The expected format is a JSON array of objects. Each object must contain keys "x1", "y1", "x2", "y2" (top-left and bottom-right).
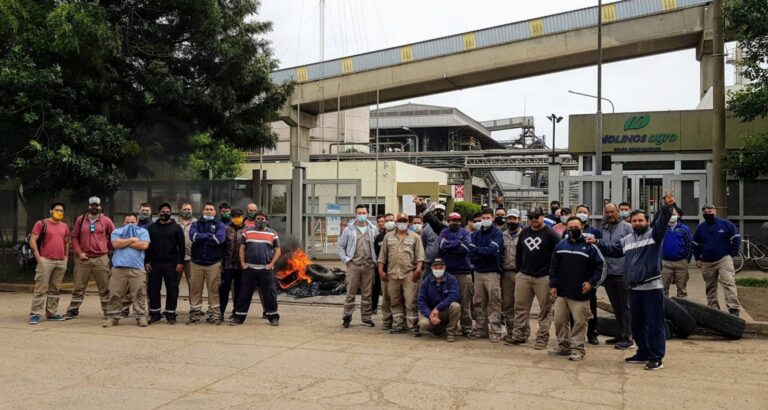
[
  {"x1": 307, "y1": 264, "x2": 347, "y2": 295},
  {"x1": 597, "y1": 297, "x2": 745, "y2": 340}
]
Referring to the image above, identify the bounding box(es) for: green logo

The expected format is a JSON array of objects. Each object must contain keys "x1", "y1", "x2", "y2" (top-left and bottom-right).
[{"x1": 624, "y1": 115, "x2": 650, "y2": 131}]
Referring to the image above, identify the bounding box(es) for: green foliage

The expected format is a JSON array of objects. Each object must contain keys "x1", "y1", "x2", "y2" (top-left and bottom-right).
[
  {"x1": 0, "y1": 0, "x2": 290, "y2": 202},
  {"x1": 735, "y1": 277, "x2": 768, "y2": 288},
  {"x1": 187, "y1": 132, "x2": 245, "y2": 179},
  {"x1": 452, "y1": 201, "x2": 482, "y2": 222},
  {"x1": 722, "y1": 0, "x2": 768, "y2": 178}
]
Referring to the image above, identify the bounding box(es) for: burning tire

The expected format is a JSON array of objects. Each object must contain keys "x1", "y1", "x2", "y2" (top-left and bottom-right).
[{"x1": 307, "y1": 264, "x2": 336, "y2": 282}]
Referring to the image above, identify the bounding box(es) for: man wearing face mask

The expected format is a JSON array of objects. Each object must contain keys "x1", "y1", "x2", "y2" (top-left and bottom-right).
[
  {"x1": 145, "y1": 203, "x2": 185, "y2": 325},
  {"x1": 546, "y1": 201, "x2": 561, "y2": 222},
  {"x1": 220, "y1": 209, "x2": 246, "y2": 321},
  {"x1": 234, "y1": 211, "x2": 281, "y2": 326},
  {"x1": 137, "y1": 203, "x2": 154, "y2": 229},
  {"x1": 379, "y1": 213, "x2": 425, "y2": 335},
  {"x1": 467, "y1": 213, "x2": 483, "y2": 236},
  {"x1": 66, "y1": 196, "x2": 116, "y2": 320},
  {"x1": 28, "y1": 202, "x2": 71, "y2": 324},
  {"x1": 692, "y1": 204, "x2": 742, "y2": 316},
  {"x1": 188, "y1": 202, "x2": 227, "y2": 325},
  {"x1": 619, "y1": 202, "x2": 632, "y2": 223},
  {"x1": 566, "y1": 204, "x2": 602, "y2": 345},
  {"x1": 495, "y1": 207, "x2": 508, "y2": 232},
  {"x1": 176, "y1": 203, "x2": 197, "y2": 296},
  {"x1": 501, "y1": 209, "x2": 523, "y2": 342},
  {"x1": 600, "y1": 203, "x2": 634, "y2": 349},
  {"x1": 417, "y1": 258, "x2": 461, "y2": 342},
  {"x1": 338, "y1": 204, "x2": 378, "y2": 328},
  {"x1": 244, "y1": 203, "x2": 259, "y2": 228},
  {"x1": 552, "y1": 208, "x2": 571, "y2": 236},
  {"x1": 588, "y1": 192, "x2": 676, "y2": 371},
  {"x1": 439, "y1": 212, "x2": 474, "y2": 336},
  {"x1": 662, "y1": 207, "x2": 693, "y2": 298},
  {"x1": 467, "y1": 208, "x2": 505, "y2": 342},
  {"x1": 375, "y1": 213, "x2": 395, "y2": 329},
  {"x1": 414, "y1": 197, "x2": 447, "y2": 280},
  {"x1": 218, "y1": 202, "x2": 232, "y2": 225}
]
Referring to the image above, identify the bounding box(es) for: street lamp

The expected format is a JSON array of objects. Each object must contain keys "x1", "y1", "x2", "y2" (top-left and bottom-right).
[
  {"x1": 567, "y1": 90, "x2": 615, "y2": 114},
  {"x1": 546, "y1": 114, "x2": 563, "y2": 164}
]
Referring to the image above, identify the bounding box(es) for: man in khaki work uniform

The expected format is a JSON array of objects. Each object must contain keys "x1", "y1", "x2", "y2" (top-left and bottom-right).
[
  {"x1": 378, "y1": 213, "x2": 425, "y2": 336},
  {"x1": 338, "y1": 204, "x2": 378, "y2": 328},
  {"x1": 501, "y1": 209, "x2": 522, "y2": 342},
  {"x1": 103, "y1": 213, "x2": 151, "y2": 327},
  {"x1": 66, "y1": 196, "x2": 116, "y2": 319},
  {"x1": 177, "y1": 202, "x2": 197, "y2": 295}
]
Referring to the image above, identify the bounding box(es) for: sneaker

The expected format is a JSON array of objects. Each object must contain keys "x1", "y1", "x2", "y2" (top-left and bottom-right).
[
  {"x1": 268, "y1": 315, "x2": 280, "y2": 326},
  {"x1": 615, "y1": 339, "x2": 636, "y2": 350},
  {"x1": 534, "y1": 340, "x2": 548, "y2": 350},
  {"x1": 137, "y1": 317, "x2": 148, "y2": 327},
  {"x1": 230, "y1": 319, "x2": 243, "y2": 326},
  {"x1": 549, "y1": 348, "x2": 571, "y2": 356},
  {"x1": 342, "y1": 315, "x2": 351, "y2": 328},
  {"x1": 644, "y1": 360, "x2": 664, "y2": 371},
  {"x1": 148, "y1": 316, "x2": 162, "y2": 325},
  {"x1": 729, "y1": 309, "x2": 740, "y2": 318},
  {"x1": 568, "y1": 353, "x2": 585, "y2": 361},
  {"x1": 587, "y1": 335, "x2": 599, "y2": 345},
  {"x1": 28, "y1": 315, "x2": 40, "y2": 325},
  {"x1": 361, "y1": 319, "x2": 375, "y2": 327},
  {"x1": 625, "y1": 354, "x2": 648, "y2": 364},
  {"x1": 446, "y1": 334, "x2": 456, "y2": 342},
  {"x1": 46, "y1": 314, "x2": 66, "y2": 321},
  {"x1": 102, "y1": 318, "x2": 119, "y2": 328},
  {"x1": 489, "y1": 334, "x2": 501, "y2": 343},
  {"x1": 605, "y1": 337, "x2": 621, "y2": 345},
  {"x1": 64, "y1": 312, "x2": 77, "y2": 320}
]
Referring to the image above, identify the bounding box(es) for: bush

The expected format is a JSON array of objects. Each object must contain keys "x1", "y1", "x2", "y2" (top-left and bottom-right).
[
  {"x1": 735, "y1": 277, "x2": 768, "y2": 288},
  {"x1": 452, "y1": 202, "x2": 482, "y2": 222}
]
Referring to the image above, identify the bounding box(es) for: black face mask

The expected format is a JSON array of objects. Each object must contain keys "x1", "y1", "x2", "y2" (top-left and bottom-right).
[
  {"x1": 568, "y1": 228, "x2": 581, "y2": 240},
  {"x1": 634, "y1": 226, "x2": 649, "y2": 235},
  {"x1": 703, "y1": 214, "x2": 715, "y2": 224},
  {"x1": 159, "y1": 213, "x2": 171, "y2": 221},
  {"x1": 449, "y1": 224, "x2": 460, "y2": 232},
  {"x1": 494, "y1": 216, "x2": 505, "y2": 226},
  {"x1": 435, "y1": 213, "x2": 445, "y2": 221},
  {"x1": 551, "y1": 207, "x2": 559, "y2": 214},
  {"x1": 508, "y1": 223, "x2": 519, "y2": 231},
  {"x1": 88, "y1": 207, "x2": 100, "y2": 215}
]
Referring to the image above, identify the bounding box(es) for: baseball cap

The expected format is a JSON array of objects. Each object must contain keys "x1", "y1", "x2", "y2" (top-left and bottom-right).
[
  {"x1": 434, "y1": 203, "x2": 446, "y2": 211},
  {"x1": 88, "y1": 196, "x2": 101, "y2": 205},
  {"x1": 527, "y1": 207, "x2": 545, "y2": 217},
  {"x1": 506, "y1": 209, "x2": 521, "y2": 218},
  {"x1": 395, "y1": 212, "x2": 409, "y2": 222},
  {"x1": 447, "y1": 212, "x2": 462, "y2": 221},
  {"x1": 231, "y1": 209, "x2": 244, "y2": 216},
  {"x1": 432, "y1": 257, "x2": 446, "y2": 266}
]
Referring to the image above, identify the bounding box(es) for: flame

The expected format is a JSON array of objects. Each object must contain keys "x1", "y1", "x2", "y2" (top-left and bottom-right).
[{"x1": 276, "y1": 249, "x2": 313, "y2": 289}]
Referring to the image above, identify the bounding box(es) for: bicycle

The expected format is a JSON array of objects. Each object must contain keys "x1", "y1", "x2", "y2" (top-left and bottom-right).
[{"x1": 732, "y1": 235, "x2": 768, "y2": 273}]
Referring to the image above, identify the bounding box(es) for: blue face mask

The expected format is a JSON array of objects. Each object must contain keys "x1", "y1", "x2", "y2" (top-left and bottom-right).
[
  {"x1": 202, "y1": 215, "x2": 214, "y2": 221},
  {"x1": 619, "y1": 210, "x2": 630, "y2": 219},
  {"x1": 356, "y1": 215, "x2": 367, "y2": 223}
]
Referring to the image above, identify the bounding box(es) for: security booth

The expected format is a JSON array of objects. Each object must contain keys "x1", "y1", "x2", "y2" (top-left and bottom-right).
[{"x1": 565, "y1": 109, "x2": 768, "y2": 236}]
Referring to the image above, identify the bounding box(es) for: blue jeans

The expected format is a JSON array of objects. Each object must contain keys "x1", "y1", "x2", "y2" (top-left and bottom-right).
[{"x1": 630, "y1": 288, "x2": 666, "y2": 361}]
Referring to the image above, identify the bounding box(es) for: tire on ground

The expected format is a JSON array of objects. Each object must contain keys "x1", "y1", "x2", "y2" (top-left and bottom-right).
[
  {"x1": 672, "y1": 297, "x2": 746, "y2": 340},
  {"x1": 307, "y1": 264, "x2": 336, "y2": 282},
  {"x1": 596, "y1": 316, "x2": 621, "y2": 338},
  {"x1": 664, "y1": 297, "x2": 696, "y2": 339}
]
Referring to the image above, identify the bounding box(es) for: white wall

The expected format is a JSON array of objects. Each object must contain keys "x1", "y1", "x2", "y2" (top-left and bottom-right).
[{"x1": 265, "y1": 107, "x2": 370, "y2": 156}]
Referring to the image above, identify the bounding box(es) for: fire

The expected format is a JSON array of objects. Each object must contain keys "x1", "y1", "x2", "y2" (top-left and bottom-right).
[{"x1": 276, "y1": 249, "x2": 313, "y2": 289}]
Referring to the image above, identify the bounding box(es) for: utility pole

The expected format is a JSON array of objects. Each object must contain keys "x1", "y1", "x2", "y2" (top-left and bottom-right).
[
  {"x1": 712, "y1": 0, "x2": 727, "y2": 216},
  {"x1": 595, "y1": 0, "x2": 603, "y2": 176}
]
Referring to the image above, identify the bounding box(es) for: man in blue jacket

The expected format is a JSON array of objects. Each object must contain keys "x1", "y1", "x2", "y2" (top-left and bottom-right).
[
  {"x1": 549, "y1": 217, "x2": 606, "y2": 361},
  {"x1": 600, "y1": 203, "x2": 634, "y2": 349},
  {"x1": 188, "y1": 202, "x2": 227, "y2": 325},
  {"x1": 338, "y1": 204, "x2": 378, "y2": 328},
  {"x1": 468, "y1": 208, "x2": 504, "y2": 342},
  {"x1": 589, "y1": 192, "x2": 676, "y2": 371},
  {"x1": 438, "y1": 212, "x2": 474, "y2": 336},
  {"x1": 662, "y1": 207, "x2": 693, "y2": 298},
  {"x1": 417, "y1": 258, "x2": 461, "y2": 342},
  {"x1": 692, "y1": 204, "x2": 742, "y2": 316}
]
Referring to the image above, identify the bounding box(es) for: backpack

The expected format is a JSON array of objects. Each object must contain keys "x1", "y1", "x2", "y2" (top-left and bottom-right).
[{"x1": 16, "y1": 220, "x2": 47, "y2": 267}]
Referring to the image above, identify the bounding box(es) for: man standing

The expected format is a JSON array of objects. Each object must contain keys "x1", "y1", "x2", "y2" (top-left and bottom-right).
[
  {"x1": 145, "y1": 203, "x2": 185, "y2": 325},
  {"x1": 372, "y1": 214, "x2": 387, "y2": 315},
  {"x1": 218, "y1": 202, "x2": 232, "y2": 225},
  {"x1": 693, "y1": 204, "x2": 742, "y2": 316},
  {"x1": 188, "y1": 202, "x2": 226, "y2": 325},
  {"x1": 467, "y1": 208, "x2": 504, "y2": 342},
  {"x1": 546, "y1": 200, "x2": 561, "y2": 221},
  {"x1": 662, "y1": 207, "x2": 693, "y2": 298},
  {"x1": 501, "y1": 209, "x2": 522, "y2": 343},
  {"x1": 244, "y1": 203, "x2": 259, "y2": 228},
  {"x1": 549, "y1": 217, "x2": 606, "y2": 361},
  {"x1": 28, "y1": 202, "x2": 70, "y2": 324},
  {"x1": 590, "y1": 192, "x2": 676, "y2": 371},
  {"x1": 552, "y1": 208, "x2": 571, "y2": 236},
  {"x1": 570, "y1": 204, "x2": 602, "y2": 345},
  {"x1": 137, "y1": 203, "x2": 153, "y2": 229},
  {"x1": 618, "y1": 202, "x2": 632, "y2": 223},
  {"x1": 417, "y1": 258, "x2": 461, "y2": 342},
  {"x1": 177, "y1": 203, "x2": 197, "y2": 294},
  {"x1": 507, "y1": 207, "x2": 561, "y2": 350},
  {"x1": 66, "y1": 196, "x2": 115, "y2": 319},
  {"x1": 234, "y1": 211, "x2": 281, "y2": 326},
  {"x1": 494, "y1": 207, "x2": 508, "y2": 232},
  {"x1": 378, "y1": 213, "x2": 425, "y2": 335},
  {"x1": 338, "y1": 204, "x2": 378, "y2": 328},
  {"x1": 375, "y1": 213, "x2": 395, "y2": 327},
  {"x1": 438, "y1": 212, "x2": 474, "y2": 336},
  {"x1": 220, "y1": 209, "x2": 246, "y2": 320},
  {"x1": 103, "y1": 213, "x2": 151, "y2": 328},
  {"x1": 600, "y1": 203, "x2": 634, "y2": 349}
]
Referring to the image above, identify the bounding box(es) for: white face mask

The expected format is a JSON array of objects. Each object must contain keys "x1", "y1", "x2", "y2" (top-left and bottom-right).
[
  {"x1": 560, "y1": 216, "x2": 568, "y2": 223},
  {"x1": 481, "y1": 220, "x2": 493, "y2": 229},
  {"x1": 472, "y1": 222, "x2": 482, "y2": 230},
  {"x1": 396, "y1": 222, "x2": 408, "y2": 231},
  {"x1": 384, "y1": 221, "x2": 395, "y2": 231},
  {"x1": 432, "y1": 269, "x2": 445, "y2": 278},
  {"x1": 412, "y1": 224, "x2": 423, "y2": 233},
  {"x1": 669, "y1": 215, "x2": 678, "y2": 225},
  {"x1": 576, "y1": 213, "x2": 589, "y2": 223},
  {"x1": 619, "y1": 210, "x2": 630, "y2": 218}
]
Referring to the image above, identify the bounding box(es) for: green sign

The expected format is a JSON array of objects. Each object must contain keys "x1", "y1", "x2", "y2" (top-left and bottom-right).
[{"x1": 624, "y1": 115, "x2": 650, "y2": 131}]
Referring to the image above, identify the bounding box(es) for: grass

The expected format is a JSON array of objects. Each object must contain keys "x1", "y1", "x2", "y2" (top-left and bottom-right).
[{"x1": 736, "y1": 277, "x2": 768, "y2": 288}]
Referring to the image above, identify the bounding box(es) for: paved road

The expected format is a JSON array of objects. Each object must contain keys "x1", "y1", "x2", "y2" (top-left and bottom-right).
[{"x1": 1, "y1": 292, "x2": 766, "y2": 409}]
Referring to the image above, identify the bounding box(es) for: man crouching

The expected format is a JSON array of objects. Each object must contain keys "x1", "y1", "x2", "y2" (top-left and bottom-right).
[{"x1": 416, "y1": 258, "x2": 461, "y2": 342}]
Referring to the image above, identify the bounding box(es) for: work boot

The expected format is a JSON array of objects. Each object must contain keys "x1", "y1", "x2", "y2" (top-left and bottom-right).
[
  {"x1": 568, "y1": 352, "x2": 585, "y2": 361},
  {"x1": 342, "y1": 315, "x2": 351, "y2": 328},
  {"x1": 137, "y1": 317, "x2": 148, "y2": 327},
  {"x1": 102, "y1": 318, "x2": 119, "y2": 328},
  {"x1": 410, "y1": 327, "x2": 422, "y2": 337},
  {"x1": 148, "y1": 314, "x2": 162, "y2": 325},
  {"x1": 729, "y1": 309, "x2": 740, "y2": 317},
  {"x1": 166, "y1": 315, "x2": 177, "y2": 325},
  {"x1": 361, "y1": 319, "x2": 375, "y2": 327},
  {"x1": 587, "y1": 334, "x2": 600, "y2": 345},
  {"x1": 534, "y1": 338, "x2": 548, "y2": 350},
  {"x1": 268, "y1": 314, "x2": 280, "y2": 326}
]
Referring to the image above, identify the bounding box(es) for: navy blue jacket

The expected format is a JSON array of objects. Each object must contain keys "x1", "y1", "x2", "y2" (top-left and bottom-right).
[
  {"x1": 549, "y1": 237, "x2": 606, "y2": 300},
  {"x1": 417, "y1": 273, "x2": 460, "y2": 317},
  {"x1": 438, "y1": 227, "x2": 473, "y2": 274},
  {"x1": 663, "y1": 222, "x2": 693, "y2": 262},
  {"x1": 189, "y1": 218, "x2": 227, "y2": 266},
  {"x1": 692, "y1": 217, "x2": 741, "y2": 262},
  {"x1": 468, "y1": 225, "x2": 504, "y2": 273}
]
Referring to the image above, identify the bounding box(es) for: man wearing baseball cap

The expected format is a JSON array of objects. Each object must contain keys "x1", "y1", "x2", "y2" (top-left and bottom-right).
[
  {"x1": 66, "y1": 196, "x2": 116, "y2": 319},
  {"x1": 438, "y1": 212, "x2": 474, "y2": 335},
  {"x1": 417, "y1": 258, "x2": 461, "y2": 342},
  {"x1": 467, "y1": 208, "x2": 505, "y2": 342},
  {"x1": 501, "y1": 209, "x2": 523, "y2": 342}
]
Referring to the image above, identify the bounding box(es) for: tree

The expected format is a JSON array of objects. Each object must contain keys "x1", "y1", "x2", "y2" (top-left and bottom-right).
[
  {"x1": 186, "y1": 132, "x2": 245, "y2": 179},
  {"x1": 722, "y1": 0, "x2": 768, "y2": 178},
  {"x1": 0, "y1": 1, "x2": 291, "y2": 216}
]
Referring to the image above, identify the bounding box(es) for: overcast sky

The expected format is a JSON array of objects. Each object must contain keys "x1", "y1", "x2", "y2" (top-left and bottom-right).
[{"x1": 260, "y1": 0, "x2": 736, "y2": 148}]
